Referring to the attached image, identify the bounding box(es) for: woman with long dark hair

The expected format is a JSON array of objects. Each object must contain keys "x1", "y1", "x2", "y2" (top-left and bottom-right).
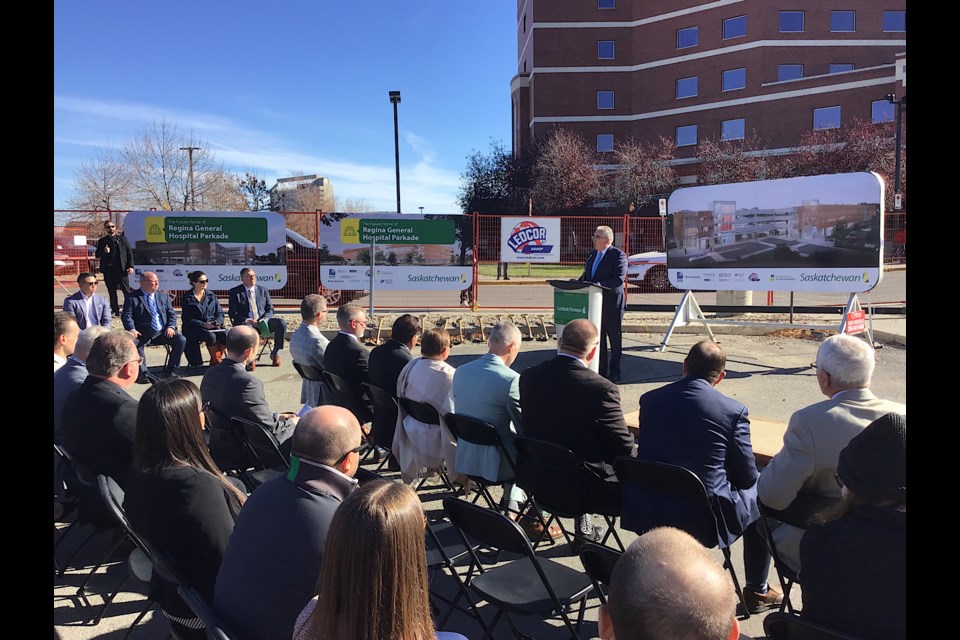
[
  {"x1": 124, "y1": 378, "x2": 246, "y2": 639},
  {"x1": 181, "y1": 270, "x2": 227, "y2": 368}
]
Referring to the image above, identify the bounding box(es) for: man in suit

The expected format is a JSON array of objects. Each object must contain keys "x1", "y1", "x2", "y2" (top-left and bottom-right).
[
  {"x1": 61, "y1": 330, "x2": 141, "y2": 488},
  {"x1": 520, "y1": 318, "x2": 635, "y2": 540},
  {"x1": 54, "y1": 311, "x2": 80, "y2": 372},
  {"x1": 95, "y1": 219, "x2": 135, "y2": 316},
  {"x1": 635, "y1": 340, "x2": 782, "y2": 614},
  {"x1": 227, "y1": 267, "x2": 286, "y2": 368},
  {"x1": 322, "y1": 304, "x2": 372, "y2": 425},
  {"x1": 121, "y1": 271, "x2": 186, "y2": 381},
  {"x1": 214, "y1": 405, "x2": 362, "y2": 640},
  {"x1": 200, "y1": 325, "x2": 299, "y2": 472},
  {"x1": 368, "y1": 314, "x2": 420, "y2": 451},
  {"x1": 579, "y1": 225, "x2": 628, "y2": 382},
  {"x1": 289, "y1": 294, "x2": 330, "y2": 407},
  {"x1": 758, "y1": 334, "x2": 906, "y2": 571},
  {"x1": 63, "y1": 272, "x2": 111, "y2": 329}
]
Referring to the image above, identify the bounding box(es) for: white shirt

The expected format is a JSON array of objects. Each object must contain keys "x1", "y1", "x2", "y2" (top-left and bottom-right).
[{"x1": 82, "y1": 292, "x2": 94, "y2": 324}]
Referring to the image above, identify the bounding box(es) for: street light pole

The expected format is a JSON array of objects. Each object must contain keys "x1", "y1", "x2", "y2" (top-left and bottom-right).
[
  {"x1": 389, "y1": 91, "x2": 402, "y2": 213},
  {"x1": 180, "y1": 146, "x2": 200, "y2": 210},
  {"x1": 885, "y1": 94, "x2": 906, "y2": 210}
]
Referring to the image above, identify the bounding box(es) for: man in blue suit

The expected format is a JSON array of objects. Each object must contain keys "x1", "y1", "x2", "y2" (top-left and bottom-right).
[
  {"x1": 633, "y1": 340, "x2": 782, "y2": 614},
  {"x1": 63, "y1": 272, "x2": 112, "y2": 329},
  {"x1": 227, "y1": 267, "x2": 286, "y2": 368},
  {"x1": 579, "y1": 225, "x2": 627, "y2": 382},
  {"x1": 121, "y1": 271, "x2": 186, "y2": 381}
]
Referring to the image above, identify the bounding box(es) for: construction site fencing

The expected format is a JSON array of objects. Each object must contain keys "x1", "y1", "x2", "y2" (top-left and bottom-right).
[{"x1": 53, "y1": 210, "x2": 906, "y2": 312}]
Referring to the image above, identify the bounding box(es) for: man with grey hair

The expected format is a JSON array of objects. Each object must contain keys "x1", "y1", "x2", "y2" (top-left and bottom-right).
[
  {"x1": 452, "y1": 321, "x2": 562, "y2": 540},
  {"x1": 290, "y1": 294, "x2": 329, "y2": 407},
  {"x1": 758, "y1": 333, "x2": 905, "y2": 571},
  {"x1": 61, "y1": 330, "x2": 141, "y2": 488},
  {"x1": 323, "y1": 304, "x2": 372, "y2": 424},
  {"x1": 520, "y1": 318, "x2": 634, "y2": 542},
  {"x1": 121, "y1": 271, "x2": 186, "y2": 381},
  {"x1": 214, "y1": 406, "x2": 362, "y2": 640},
  {"x1": 599, "y1": 527, "x2": 744, "y2": 640},
  {"x1": 579, "y1": 225, "x2": 628, "y2": 382}
]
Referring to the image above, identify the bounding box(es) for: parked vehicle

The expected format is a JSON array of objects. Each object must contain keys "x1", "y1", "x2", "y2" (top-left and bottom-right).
[
  {"x1": 283, "y1": 229, "x2": 363, "y2": 306},
  {"x1": 626, "y1": 251, "x2": 672, "y2": 291}
]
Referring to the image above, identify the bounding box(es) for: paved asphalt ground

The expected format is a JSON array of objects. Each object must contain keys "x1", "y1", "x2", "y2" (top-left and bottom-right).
[{"x1": 54, "y1": 313, "x2": 906, "y2": 640}]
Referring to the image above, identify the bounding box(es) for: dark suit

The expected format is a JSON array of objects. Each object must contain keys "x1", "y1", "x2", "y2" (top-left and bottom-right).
[
  {"x1": 323, "y1": 333, "x2": 372, "y2": 425},
  {"x1": 519, "y1": 355, "x2": 634, "y2": 468},
  {"x1": 181, "y1": 291, "x2": 226, "y2": 366},
  {"x1": 227, "y1": 284, "x2": 286, "y2": 354},
  {"x1": 63, "y1": 291, "x2": 111, "y2": 329},
  {"x1": 200, "y1": 359, "x2": 296, "y2": 472},
  {"x1": 61, "y1": 377, "x2": 138, "y2": 489},
  {"x1": 579, "y1": 245, "x2": 627, "y2": 378},
  {"x1": 121, "y1": 288, "x2": 186, "y2": 376},
  {"x1": 368, "y1": 339, "x2": 414, "y2": 448},
  {"x1": 95, "y1": 233, "x2": 135, "y2": 315}
]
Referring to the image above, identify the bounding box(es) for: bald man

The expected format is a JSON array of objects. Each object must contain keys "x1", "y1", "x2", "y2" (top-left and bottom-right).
[
  {"x1": 600, "y1": 527, "x2": 744, "y2": 640},
  {"x1": 214, "y1": 405, "x2": 363, "y2": 640}
]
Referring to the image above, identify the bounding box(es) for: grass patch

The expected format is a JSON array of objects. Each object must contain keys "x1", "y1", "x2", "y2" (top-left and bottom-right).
[{"x1": 478, "y1": 263, "x2": 582, "y2": 279}]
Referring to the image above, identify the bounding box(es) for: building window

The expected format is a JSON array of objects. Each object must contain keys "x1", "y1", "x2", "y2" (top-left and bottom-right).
[
  {"x1": 723, "y1": 15, "x2": 747, "y2": 39},
  {"x1": 829, "y1": 63, "x2": 854, "y2": 74},
  {"x1": 779, "y1": 11, "x2": 804, "y2": 32},
  {"x1": 676, "y1": 76, "x2": 698, "y2": 99},
  {"x1": 721, "y1": 118, "x2": 746, "y2": 141},
  {"x1": 778, "y1": 64, "x2": 804, "y2": 81},
  {"x1": 597, "y1": 91, "x2": 615, "y2": 110},
  {"x1": 598, "y1": 0, "x2": 615, "y2": 9},
  {"x1": 722, "y1": 68, "x2": 746, "y2": 91},
  {"x1": 830, "y1": 10, "x2": 855, "y2": 32},
  {"x1": 813, "y1": 106, "x2": 841, "y2": 130},
  {"x1": 883, "y1": 10, "x2": 905, "y2": 32},
  {"x1": 872, "y1": 100, "x2": 896, "y2": 123},
  {"x1": 676, "y1": 125, "x2": 697, "y2": 147},
  {"x1": 597, "y1": 134, "x2": 614, "y2": 152},
  {"x1": 597, "y1": 40, "x2": 615, "y2": 60},
  {"x1": 677, "y1": 26, "x2": 698, "y2": 49}
]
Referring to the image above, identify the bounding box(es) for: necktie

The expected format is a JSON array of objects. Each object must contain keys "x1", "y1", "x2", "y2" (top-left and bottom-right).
[
  {"x1": 146, "y1": 294, "x2": 162, "y2": 331},
  {"x1": 248, "y1": 288, "x2": 259, "y2": 320},
  {"x1": 591, "y1": 251, "x2": 604, "y2": 279}
]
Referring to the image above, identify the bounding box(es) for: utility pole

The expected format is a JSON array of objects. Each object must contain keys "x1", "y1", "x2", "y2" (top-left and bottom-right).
[
  {"x1": 388, "y1": 91, "x2": 402, "y2": 213},
  {"x1": 180, "y1": 146, "x2": 201, "y2": 210},
  {"x1": 885, "y1": 94, "x2": 906, "y2": 211}
]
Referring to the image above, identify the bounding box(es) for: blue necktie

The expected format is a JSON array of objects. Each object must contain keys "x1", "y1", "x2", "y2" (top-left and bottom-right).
[
  {"x1": 146, "y1": 294, "x2": 162, "y2": 332},
  {"x1": 591, "y1": 251, "x2": 604, "y2": 279}
]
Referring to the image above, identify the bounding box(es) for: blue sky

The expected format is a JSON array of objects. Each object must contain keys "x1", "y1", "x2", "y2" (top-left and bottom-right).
[{"x1": 54, "y1": 2, "x2": 516, "y2": 213}]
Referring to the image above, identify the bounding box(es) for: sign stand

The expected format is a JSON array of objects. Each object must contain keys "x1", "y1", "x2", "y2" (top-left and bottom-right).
[
  {"x1": 548, "y1": 279, "x2": 605, "y2": 373},
  {"x1": 658, "y1": 291, "x2": 872, "y2": 351}
]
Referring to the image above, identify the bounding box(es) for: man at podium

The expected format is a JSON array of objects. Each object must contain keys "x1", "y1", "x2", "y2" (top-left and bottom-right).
[{"x1": 579, "y1": 225, "x2": 627, "y2": 382}]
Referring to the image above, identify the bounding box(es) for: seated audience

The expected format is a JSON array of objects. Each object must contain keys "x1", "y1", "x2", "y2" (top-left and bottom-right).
[
  {"x1": 227, "y1": 267, "x2": 286, "y2": 368},
  {"x1": 600, "y1": 527, "x2": 748, "y2": 640},
  {"x1": 368, "y1": 314, "x2": 421, "y2": 451},
  {"x1": 121, "y1": 271, "x2": 187, "y2": 381},
  {"x1": 322, "y1": 304, "x2": 372, "y2": 424},
  {"x1": 124, "y1": 378, "x2": 246, "y2": 640},
  {"x1": 293, "y1": 479, "x2": 466, "y2": 640},
  {"x1": 214, "y1": 406, "x2": 363, "y2": 640},
  {"x1": 393, "y1": 328, "x2": 459, "y2": 485},
  {"x1": 289, "y1": 294, "x2": 330, "y2": 407},
  {"x1": 63, "y1": 272, "x2": 112, "y2": 329},
  {"x1": 799, "y1": 412, "x2": 906, "y2": 640},
  {"x1": 54, "y1": 326, "x2": 110, "y2": 441},
  {"x1": 54, "y1": 311, "x2": 80, "y2": 372},
  {"x1": 180, "y1": 270, "x2": 227, "y2": 369}
]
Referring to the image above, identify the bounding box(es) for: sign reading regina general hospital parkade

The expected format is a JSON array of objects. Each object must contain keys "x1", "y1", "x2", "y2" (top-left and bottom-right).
[
  {"x1": 320, "y1": 213, "x2": 473, "y2": 291},
  {"x1": 123, "y1": 211, "x2": 289, "y2": 290}
]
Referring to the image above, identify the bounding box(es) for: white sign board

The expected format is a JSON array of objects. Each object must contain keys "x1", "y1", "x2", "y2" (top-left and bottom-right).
[
  {"x1": 500, "y1": 217, "x2": 562, "y2": 263},
  {"x1": 323, "y1": 265, "x2": 473, "y2": 291}
]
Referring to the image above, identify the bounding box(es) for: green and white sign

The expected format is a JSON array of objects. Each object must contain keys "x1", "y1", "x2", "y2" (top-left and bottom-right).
[
  {"x1": 341, "y1": 218, "x2": 456, "y2": 244},
  {"x1": 147, "y1": 216, "x2": 268, "y2": 243},
  {"x1": 554, "y1": 290, "x2": 590, "y2": 325}
]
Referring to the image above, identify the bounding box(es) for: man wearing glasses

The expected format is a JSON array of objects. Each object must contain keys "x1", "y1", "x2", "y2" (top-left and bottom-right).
[
  {"x1": 63, "y1": 272, "x2": 112, "y2": 329},
  {"x1": 227, "y1": 267, "x2": 287, "y2": 368},
  {"x1": 214, "y1": 405, "x2": 363, "y2": 640},
  {"x1": 322, "y1": 304, "x2": 372, "y2": 425},
  {"x1": 94, "y1": 220, "x2": 136, "y2": 317},
  {"x1": 579, "y1": 225, "x2": 627, "y2": 382}
]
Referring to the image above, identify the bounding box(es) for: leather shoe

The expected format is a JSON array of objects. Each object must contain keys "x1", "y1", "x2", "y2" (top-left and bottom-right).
[
  {"x1": 272, "y1": 353, "x2": 281, "y2": 367},
  {"x1": 247, "y1": 361, "x2": 256, "y2": 371},
  {"x1": 515, "y1": 515, "x2": 564, "y2": 541},
  {"x1": 136, "y1": 373, "x2": 150, "y2": 384},
  {"x1": 571, "y1": 524, "x2": 606, "y2": 552},
  {"x1": 744, "y1": 586, "x2": 784, "y2": 614}
]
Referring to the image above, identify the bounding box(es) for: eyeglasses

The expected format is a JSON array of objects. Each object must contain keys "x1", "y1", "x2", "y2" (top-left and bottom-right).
[
  {"x1": 593, "y1": 234, "x2": 606, "y2": 239},
  {"x1": 105, "y1": 224, "x2": 116, "y2": 229},
  {"x1": 126, "y1": 356, "x2": 144, "y2": 367},
  {"x1": 834, "y1": 473, "x2": 844, "y2": 489},
  {"x1": 334, "y1": 441, "x2": 372, "y2": 466},
  {"x1": 196, "y1": 279, "x2": 209, "y2": 284},
  {"x1": 81, "y1": 280, "x2": 98, "y2": 286}
]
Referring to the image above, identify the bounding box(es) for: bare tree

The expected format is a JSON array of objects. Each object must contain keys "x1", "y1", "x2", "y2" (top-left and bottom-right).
[
  {"x1": 334, "y1": 197, "x2": 376, "y2": 213},
  {"x1": 529, "y1": 129, "x2": 602, "y2": 214},
  {"x1": 67, "y1": 146, "x2": 134, "y2": 212},
  {"x1": 610, "y1": 135, "x2": 677, "y2": 207},
  {"x1": 200, "y1": 169, "x2": 248, "y2": 211},
  {"x1": 695, "y1": 132, "x2": 770, "y2": 186}
]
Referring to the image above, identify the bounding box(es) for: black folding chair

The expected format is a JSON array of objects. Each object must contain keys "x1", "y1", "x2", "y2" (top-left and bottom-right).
[
  {"x1": 226, "y1": 417, "x2": 288, "y2": 491},
  {"x1": 445, "y1": 412, "x2": 519, "y2": 513},
  {"x1": 292, "y1": 361, "x2": 325, "y2": 407},
  {"x1": 763, "y1": 612, "x2": 866, "y2": 640},
  {"x1": 614, "y1": 456, "x2": 750, "y2": 619},
  {"x1": 577, "y1": 543, "x2": 621, "y2": 605},
  {"x1": 397, "y1": 397, "x2": 457, "y2": 492},
  {"x1": 361, "y1": 381, "x2": 401, "y2": 471},
  {"x1": 321, "y1": 370, "x2": 373, "y2": 426},
  {"x1": 758, "y1": 501, "x2": 801, "y2": 613},
  {"x1": 514, "y1": 436, "x2": 625, "y2": 551},
  {"x1": 177, "y1": 584, "x2": 241, "y2": 640},
  {"x1": 425, "y1": 518, "x2": 487, "y2": 632},
  {"x1": 443, "y1": 496, "x2": 594, "y2": 640}
]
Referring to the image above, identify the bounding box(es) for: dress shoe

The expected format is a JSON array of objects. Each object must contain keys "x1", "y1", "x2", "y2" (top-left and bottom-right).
[
  {"x1": 744, "y1": 586, "x2": 784, "y2": 614},
  {"x1": 606, "y1": 372, "x2": 621, "y2": 383},
  {"x1": 162, "y1": 369, "x2": 181, "y2": 380},
  {"x1": 136, "y1": 373, "x2": 150, "y2": 384},
  {"x1": 515, "y1": 515, "x2": 564, "y2": 541},
  {"x1": 571, "y1": 524, "x2": 606, "y2": 552},
  {"x1": 272, "y1": 353, "x2": 281, "y2": 367},
  {"x1": 247, "y1": 361, "x2": 257, "y2": 371}
]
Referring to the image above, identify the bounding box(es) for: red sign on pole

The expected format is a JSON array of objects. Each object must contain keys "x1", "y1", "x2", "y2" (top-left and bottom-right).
[{"x1": 845, "y1": 310, "x2": 866, "y2": 334}]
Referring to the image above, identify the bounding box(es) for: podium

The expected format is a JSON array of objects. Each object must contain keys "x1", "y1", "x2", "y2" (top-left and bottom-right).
[{"x1": 548, "y1": 279, "x2": 605, "y2": 374}]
